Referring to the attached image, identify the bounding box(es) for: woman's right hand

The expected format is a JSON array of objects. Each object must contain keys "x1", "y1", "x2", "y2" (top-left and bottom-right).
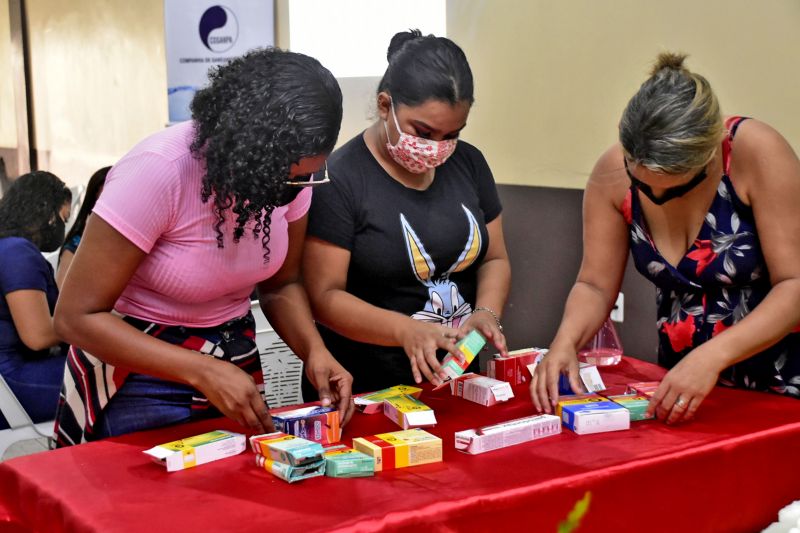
[
  {"x1": 192, "y1": 358, "x2": 274, "y2": 434},
  {"x1": 399, "y1": 320, "x2": 462, "y2": 386},
  {"x1": 530, "y1": 344, "x2": 584, "y2": 414}
]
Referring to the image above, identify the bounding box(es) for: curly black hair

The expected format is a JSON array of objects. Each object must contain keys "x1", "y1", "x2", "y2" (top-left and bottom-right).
[
  {"x1": 190, "y1": 47, "x2": 342, "y2": 259},
  {"x1": 60, "y1": 166, "x2": 110, "y2": 257},
  {"x1": 0, "y1": 170, "x2": 72, "y2": 250}
]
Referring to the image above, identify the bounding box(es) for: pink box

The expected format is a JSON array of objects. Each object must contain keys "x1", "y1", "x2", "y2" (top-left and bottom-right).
[
  {"x1": 449, "y1": 373, "x2": 514, "y2": 406},
  {"x1": 626, "y1": 381, "x2": 660, "y2": 398},
  {"x1": 455, "y1": 414, "x2": 561, "y2": 455}
]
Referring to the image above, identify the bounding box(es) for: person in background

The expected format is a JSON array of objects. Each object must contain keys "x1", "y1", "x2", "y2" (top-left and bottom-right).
[
  {"x1": 0, "y1": 171, "x2": 71, "y2": 429},
  {"x1": 55, "y1": 166, "x2": 110, "y2": 288},
  {"x1": 532, "y1": 53, "x2": 800, "y2": 423},
  {"x1": 302, "y1": 30, "x2": 511, "y2": 396},
  {"x1": 53, "y1": 48, "x2": 353, "y2": 446}
]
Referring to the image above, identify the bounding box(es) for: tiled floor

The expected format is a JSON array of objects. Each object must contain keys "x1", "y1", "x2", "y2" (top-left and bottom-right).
[{"x1": 1, "y1": 437, "x2": 50, "y2": 461}]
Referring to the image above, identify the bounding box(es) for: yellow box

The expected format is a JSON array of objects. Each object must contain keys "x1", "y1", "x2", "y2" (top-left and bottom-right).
[
  {"x1": 143, "y1": 430, "x2": 246, "y2": 472},
  {"x1": 383, "y1": 394, "x2": 437, "y2": 429},
  {"x1": 352, "y1": 429, "x2": 442, "y2": 471},
  {"x1": 354, "y1": 385, "x2": 423, "y2": 414}
]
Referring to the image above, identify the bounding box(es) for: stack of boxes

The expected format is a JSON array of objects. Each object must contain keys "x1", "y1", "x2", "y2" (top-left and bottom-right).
[
  {"x1": 250, "y1": 432, "x2": 326, "y2": 483},
  {"x1": 556, "y1": 394, "x2": 631, "y2": 435},
  {"x1": 142, "y1": 345, "x2": 663, "y2": 476}
]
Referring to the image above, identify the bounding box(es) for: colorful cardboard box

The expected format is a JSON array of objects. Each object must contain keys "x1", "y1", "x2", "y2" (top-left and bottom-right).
[
  {"x1": 255, "y1": 453, "x2": 325, "y2": 483},
  {"x1": 605, "y1": 394, "x2": 653, "y2": 421},
  {"x1": 440, "y1": 330, "x2": 486, "y2": 381},
  {"x1": 270, "y1": 405, "x2": 341, "y2": 444},
  {"x1": 555, "y1": 393, "x2": 603, "y2": 417},
  {"x1": 383, "y1": 394, "x2": 437, "y2": 429},
  {"x1": 558, "y1": 363, "x2": 607, "y2": 395},
  {"x1": 143, "y1": 430, "x2": 246, "y2": 472},
  {"x1": 626, "y1": 381, "x2": 660, "y2": 398},
  {"x1": 352, "y1": 429, "x2": 442, "y2": 471},
  {"x1": 454, "y1": 414, "x2": 561, "y2": 454},
  {"x1": 322, "y1": 444, "x2": 375, "y2": 478},
  {"x1": 488, "y1": 347, "x2": 547, "y2": 386},
  {"x1": 557, "y1": 394, "x2": 630, "y2": 435},
  {"x1": 449, "y1": 373, "x2": 514, "y2": 406},
  {"x1": 249, "y1": 432, "x2": 324, "y2": 467},
  {"x1": 354, "y1": 385, "x2": 423, "y2": 414}
]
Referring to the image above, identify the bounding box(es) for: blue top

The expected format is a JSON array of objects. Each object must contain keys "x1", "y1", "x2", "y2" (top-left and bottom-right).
[
  {"x1": 0, "y1": 237, "x2": 59, "y2": 374},
  {"x1": 626, "y1": 117, "x2": 800, "y2": 397}
]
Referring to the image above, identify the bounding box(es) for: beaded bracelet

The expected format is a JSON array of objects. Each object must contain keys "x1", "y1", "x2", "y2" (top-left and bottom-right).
[{"x1": 474, "y1": 306, "x2": 503, "y2": 332}]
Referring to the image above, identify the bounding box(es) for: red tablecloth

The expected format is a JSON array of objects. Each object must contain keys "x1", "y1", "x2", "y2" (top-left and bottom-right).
[{"x1": 1, "y1": 357, "x2": 798, "y2": 533}]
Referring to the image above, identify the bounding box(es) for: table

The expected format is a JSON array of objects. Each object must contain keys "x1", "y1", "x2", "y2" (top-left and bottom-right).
[{"x1": 1, "y1": 357, "x2": 798, "y2": 533}]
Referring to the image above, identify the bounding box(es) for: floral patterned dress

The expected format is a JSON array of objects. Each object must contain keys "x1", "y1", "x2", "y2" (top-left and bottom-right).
[{"x1": 624, "y1": 116, "x2": 800, "y2": 397}]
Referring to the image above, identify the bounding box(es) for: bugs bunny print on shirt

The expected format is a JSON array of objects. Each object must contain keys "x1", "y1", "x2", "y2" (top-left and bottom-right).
[{"x1": 400, "y1": 205, "x2": 482, "y2": 328}]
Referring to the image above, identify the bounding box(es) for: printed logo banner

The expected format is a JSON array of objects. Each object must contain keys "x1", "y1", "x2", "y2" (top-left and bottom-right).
[{"x1": 164, "y1": 0, "x2": 274, "y2": 123}]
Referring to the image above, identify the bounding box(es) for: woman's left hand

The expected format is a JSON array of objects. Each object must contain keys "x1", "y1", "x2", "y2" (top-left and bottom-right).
[
  {"x1": 458, "y1": 309, "x2": 508, "y2": 357},
  {"x1": 304, "y1": 350, "x2": 355, "y2": 426},
  {"x1": 645, "y1": 348, "x2": 721, "y2": 424}
]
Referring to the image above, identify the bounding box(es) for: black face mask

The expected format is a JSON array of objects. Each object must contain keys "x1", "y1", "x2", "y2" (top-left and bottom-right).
[
  {"x1": 38, "y1": 216, "x2": 66, "y2": 253},
  {"x1": 276, "y1": 184, "x2": 304, "y2": 207},
  {"x1": 624, "y1": 158, "x2": 709, "y2": 205}
]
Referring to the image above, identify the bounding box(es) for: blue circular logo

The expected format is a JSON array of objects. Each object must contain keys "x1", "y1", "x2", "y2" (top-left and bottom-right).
[{"x1": 199, "y1": 5, "x2": 238, "y2": 53}]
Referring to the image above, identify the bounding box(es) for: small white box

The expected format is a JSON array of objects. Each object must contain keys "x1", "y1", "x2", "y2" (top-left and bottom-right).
[
  {"x1": 454, "y1": 414, "x2": 561, "y2": 455},
  {"x1": 143, "y1": 430, "x2": 246, "y2": 472},
  {"x1": 561, "y1": 402, "x2": 630, "y2": 435},
  {"x1": 450, "y1": 373, "x2": 514, "y2": 406}
]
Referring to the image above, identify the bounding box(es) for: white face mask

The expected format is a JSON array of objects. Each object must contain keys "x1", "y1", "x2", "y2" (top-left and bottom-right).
[{"x1": 383, "y1": 100, "x2": 457, "y2": 174}]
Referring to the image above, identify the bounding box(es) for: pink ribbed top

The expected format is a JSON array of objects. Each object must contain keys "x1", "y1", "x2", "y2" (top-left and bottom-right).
[{"x1": 93, "y1": 121, "x2": 311, "y2": 327}]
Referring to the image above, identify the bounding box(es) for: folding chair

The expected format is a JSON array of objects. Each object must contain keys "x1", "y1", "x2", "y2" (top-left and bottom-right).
[{"x1": 0, "y1": 374, "x2": 54, "y2": 459}]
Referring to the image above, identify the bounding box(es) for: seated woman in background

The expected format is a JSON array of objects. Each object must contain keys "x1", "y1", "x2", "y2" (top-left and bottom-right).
[
  {"x1": 302, "y1": 30, "x2": 511, "y2": 395},
  {"x1": 532, "y1": 53, "x2": 800, "y2": 423},
  {"x1": 53, "y1": 48, "x2": 353, "y2": 446},
  {"x1": 0, "y1": 171, "x2": 71, "y2": 429},
  {"x1": 55, "y1": 166, "x2": 110, "y2": 288}
]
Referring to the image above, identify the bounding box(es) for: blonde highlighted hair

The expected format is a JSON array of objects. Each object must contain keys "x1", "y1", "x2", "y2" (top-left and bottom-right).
[{"x1": 619, "y1": 52, "x2": 725, "y2": 174}]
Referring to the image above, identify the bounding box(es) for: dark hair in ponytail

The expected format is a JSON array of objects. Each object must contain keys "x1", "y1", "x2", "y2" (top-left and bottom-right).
[{"x1": 377, "y1": 29, "x2": 474, "y2": 107}]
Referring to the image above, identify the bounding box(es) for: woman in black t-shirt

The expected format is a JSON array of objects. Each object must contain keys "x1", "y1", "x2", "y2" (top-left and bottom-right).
[{"x1": 303, "y1": 30, "x2": 511, "y2": 394}]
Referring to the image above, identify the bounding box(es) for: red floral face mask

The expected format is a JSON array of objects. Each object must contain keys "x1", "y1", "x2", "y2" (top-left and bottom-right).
[{"x1": 383, "y1": 100, "x2": 457, "y2": 174}]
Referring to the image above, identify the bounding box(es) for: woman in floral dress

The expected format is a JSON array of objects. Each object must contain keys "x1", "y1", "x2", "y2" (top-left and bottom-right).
[{"x1": 531, "y1": 52, "x2": 800, "y2": 423}]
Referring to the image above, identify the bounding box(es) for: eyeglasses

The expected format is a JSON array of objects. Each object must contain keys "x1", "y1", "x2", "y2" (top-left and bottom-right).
[
  {"x1": 285, "y1": 162, "x2": 330, "y2": 188},
  {"x1": 279, "y1": 163, "x2": 330, "y2": 205}
]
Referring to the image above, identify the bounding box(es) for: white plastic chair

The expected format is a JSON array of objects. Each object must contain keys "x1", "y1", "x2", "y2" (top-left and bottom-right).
[
  {"x1": 0, "y1": 374, "x2": 54, "y2": 459},
  {"x1": 251, "y1": 301, "x2": 304, "y2": 407}
]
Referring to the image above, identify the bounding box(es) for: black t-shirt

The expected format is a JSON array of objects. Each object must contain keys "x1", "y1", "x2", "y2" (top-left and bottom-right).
[{"x1": 306, "y1": 133, "x2": 502, "y2": 394}]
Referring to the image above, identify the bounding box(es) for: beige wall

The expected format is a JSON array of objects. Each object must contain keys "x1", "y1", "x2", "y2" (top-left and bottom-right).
[
  {"x1": 26, "y1": 0, "x2": 167, "y2": 186},
  {"x1": 12, "y1": 0, "x2": 800, "y2": 189},
  {"x1": 0, "y1": 0, "x2": 16, "y2": 148},
  {"x1": 447, "y1": 0, "x2": 800, "y2": 188}
]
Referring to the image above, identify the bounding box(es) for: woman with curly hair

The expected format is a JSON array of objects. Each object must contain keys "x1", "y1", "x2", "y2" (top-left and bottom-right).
[
  {"x1": 55, "y1": 166, "x2": 110, "y2": 288},
  {"x1": 532, "y1": 52, "x2": 800, "y2": 423},
  {"x1": 303, "y1": 30, "x2": 511, "y2": 394},
  {"x1": 53, "y1": 48, "x2": 354, "y2": 446},
  {"x1": 0, "y1": 171, "x2": 72, "y2": 429}
]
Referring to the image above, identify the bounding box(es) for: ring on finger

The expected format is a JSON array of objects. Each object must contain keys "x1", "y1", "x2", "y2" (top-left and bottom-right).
[{"x1": 675, "y1": 396, "x2": 688, "y2": 408}]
